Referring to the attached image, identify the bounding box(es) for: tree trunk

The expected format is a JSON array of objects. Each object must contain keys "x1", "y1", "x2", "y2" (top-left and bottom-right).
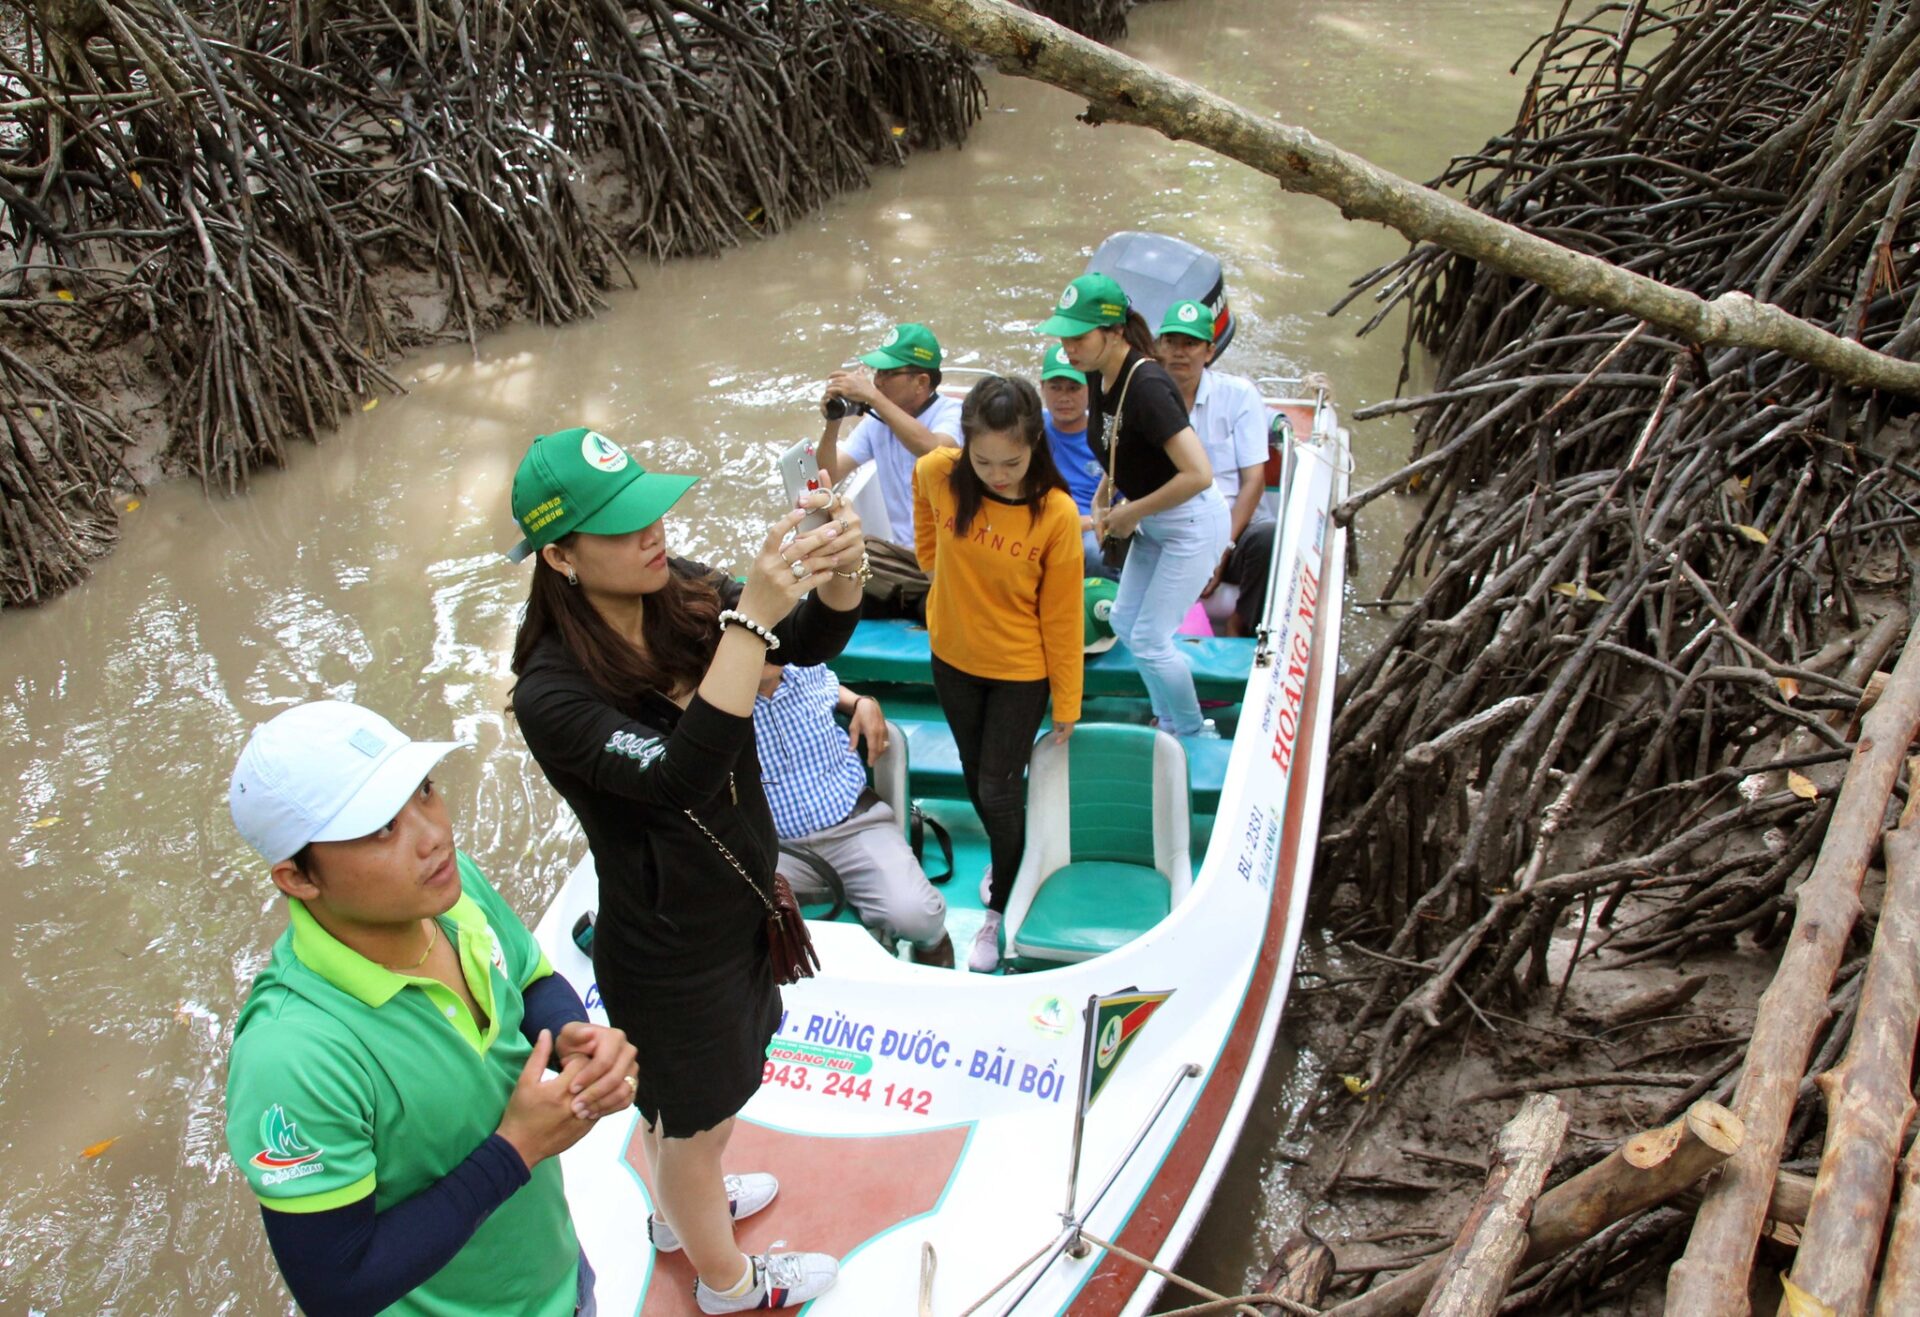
[
  {"x1": 1783, "y1": 780, "x2": 1920, "y2": 1316},
  {"x1": 1669, "y1": 640, "x2": 1920, "y2": 1316},
  {"x1": 1326, "y1": 1102, "x2": 1743, "y2": 1317},
  {"x1": 1418, "y1": 1095, "x2": 1568, "y2": 1317},
  {"x1": 861, "y1": 0, "x2": 1920, "y2": 398}
]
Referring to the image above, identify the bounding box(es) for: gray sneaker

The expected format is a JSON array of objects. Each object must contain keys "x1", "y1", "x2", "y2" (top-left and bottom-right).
[
  {"x1": 969, "y1": 909, "x2": 1004, "y2": 974},
  {"x1": 649, "y1": 1172, "x2": 779, "y2": 1253},
  {"x1": 694, "y1": 1249, "x2": 840, "y2": 1312}
]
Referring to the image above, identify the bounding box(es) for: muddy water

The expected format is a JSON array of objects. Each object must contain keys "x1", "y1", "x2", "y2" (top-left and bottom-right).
[{"x1": 1, "y1": 3, "x2": 1556, "y2": 1311}]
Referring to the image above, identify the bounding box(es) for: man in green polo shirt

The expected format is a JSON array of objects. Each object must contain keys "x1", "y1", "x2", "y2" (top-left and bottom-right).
[{"x1": 224, "y1": 700, "x2": 637, "y2": 1316}]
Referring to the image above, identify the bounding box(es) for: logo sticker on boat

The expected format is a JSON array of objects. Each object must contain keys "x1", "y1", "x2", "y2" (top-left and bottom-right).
[{"x1": 1028, "y1": 995, "x2": 1070, "y2": 1039}]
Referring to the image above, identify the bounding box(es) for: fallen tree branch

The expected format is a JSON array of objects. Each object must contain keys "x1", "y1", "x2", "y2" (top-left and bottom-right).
[{"x1": 862, "y1": 0, "x2": 1920, "y2": 399}]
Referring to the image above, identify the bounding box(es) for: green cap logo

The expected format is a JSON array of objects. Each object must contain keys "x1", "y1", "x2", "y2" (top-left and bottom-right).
[
  {"x1": 1158, "y1": 299, "x2": 1215, "y2": 342},
  {"x1": 1035, "y1": 273, "x2": 1131, "y2": 338},
  {"x1": 1178, "y1": 304, "x2": 1199, "y2": 322},
  {"x1": 1060, "y1": 284, "x2": 1080, "y2": 308},
  {"x1": 580, "y1": 430, "x2": 628, "y2": 473},
  {"x1": 859, "y1": 323, "x2": 943, "y2": 371}
]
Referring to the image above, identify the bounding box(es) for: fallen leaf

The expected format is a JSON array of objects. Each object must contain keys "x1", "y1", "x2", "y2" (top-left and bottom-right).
[
  {"x1": 1551, "y1": 582, "x2": 1609, "y2": 603},
  {"x1": 1776, "y1": 676, "x2": 1800, "y2": 701},
  {"x1": 1779, "y1": 1276, "x2": 1834, "y2": 1317},
  {"x1": 80, "y1": 1138, "x2": 118, "y2": 1159},
  {"x1": 889, "y1": 125, "x2": 906, "y2": 137},
  {"x1": 54, "y1": 289, "x2": 73, "y2": 302},
  {"x1": 1734, "y1": 524, "x2": 1769, "y2": 545},
  {"x1": 30, "y1": 816, "x2": 60, "y2": 828},
  {"x1": 361, "y1": 397, "x2": 378, "y2": 412},
  {"x1": 123, "y1": 499, "x2": 141, "y2": 513},
  {"x1": 1788, "y1": 770, "x2": 1819, "y2": 800},
  {"x1": 1341, "y1": 1073, "x2": 1372, "y2": 1098},
  {"x1": 745, "y1": 206, "x2": 763, "y2": 223},
  {"x1": 129, "y1": 170, "x2": 143, "y2": 190}
]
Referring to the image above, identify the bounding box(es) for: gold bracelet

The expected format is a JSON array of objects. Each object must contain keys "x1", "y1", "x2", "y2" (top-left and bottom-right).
[{"x1": 832, "y1": 549, "x2": 873, "y2": 587}]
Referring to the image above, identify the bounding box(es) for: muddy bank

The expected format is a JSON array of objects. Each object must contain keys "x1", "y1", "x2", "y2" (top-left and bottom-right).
[{"x1": 1278, "y1": 1, "x2": 1920, "y2": 1310}]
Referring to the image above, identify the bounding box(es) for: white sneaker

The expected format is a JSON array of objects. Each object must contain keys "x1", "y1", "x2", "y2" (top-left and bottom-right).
[
  {"x1": 970, "y1": 910, "x2": 1004, "y2": 973},
  {"x1": 649, "y1": 1173, "x2": 780, "y2": 1253},
  {"x1": 695, "y1": 1249, "x2": 840, "y2": 1312},
  {"x1": 978, "y1": 863, "x2": 993, "y2": 907}
]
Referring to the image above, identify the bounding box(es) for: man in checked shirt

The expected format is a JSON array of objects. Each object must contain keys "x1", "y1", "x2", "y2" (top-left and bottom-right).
[{"x1": 752, "y1": 662, "x2": 953, "y2": 968}]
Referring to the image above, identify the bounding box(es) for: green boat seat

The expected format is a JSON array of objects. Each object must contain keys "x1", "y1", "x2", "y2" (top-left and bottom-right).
[
  {"x1": 896, "y1": 715, "x2": 1232, "y2": 814},
  {"x1": 833, "y1": 620, "x2": 1257, "y2": 703},
  {"x1": 1004, "y1": 724, "x2": 1191, "y2": 965}
]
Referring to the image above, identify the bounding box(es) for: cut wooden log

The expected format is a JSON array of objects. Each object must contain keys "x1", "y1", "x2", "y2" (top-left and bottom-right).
[
  {"x1": 1785, "y1": 776, "x2": 1920, "y2": 1317},
  {"x1": 1669, "y1": 639, "x2": 1920, "y2": 1317},
  {"x1": 1254, "y1": 1230, "x2": 1335, "y2": 1315},
  {"x1": 1326, "y1": 1101, "x2": 1743, "y2": 1317},
  {"x1": 1873, "y1": 1133, "x2": 1920, "y2": 1316},
  {"x1": 1676, "y1": 1168, "x2": 1815, "y2": 1227},
  {"x1": 1418, "y1": 1094, "x2": 1569, "y2": 1317}
]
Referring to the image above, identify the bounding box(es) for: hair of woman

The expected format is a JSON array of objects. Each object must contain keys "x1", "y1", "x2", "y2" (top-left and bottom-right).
[
  {"x1": 950, "y1": 374, "x2": 1069, "y2": 539},
  {"x1": 510, "y1": 543, "x2": 723, "y2": 705}
]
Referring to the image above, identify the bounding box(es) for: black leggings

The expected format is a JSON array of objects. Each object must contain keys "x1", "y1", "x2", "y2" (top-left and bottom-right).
[{"x1": 931, "y1": 655, "x2": 1051, "y2": 913}]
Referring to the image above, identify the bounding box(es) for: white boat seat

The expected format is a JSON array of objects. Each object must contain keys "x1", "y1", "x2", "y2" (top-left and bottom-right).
[{"x1": 1003, "y1": 724, "x2": 1191, "y2": 964}]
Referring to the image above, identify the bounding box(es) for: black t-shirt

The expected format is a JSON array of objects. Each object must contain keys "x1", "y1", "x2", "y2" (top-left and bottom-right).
[
  {"x1": 1087, "y1": 350, "x2": 1191, "y2": 502},
  {"x1": 511, "y1": 559, "x2": 859, "y2": 984}
]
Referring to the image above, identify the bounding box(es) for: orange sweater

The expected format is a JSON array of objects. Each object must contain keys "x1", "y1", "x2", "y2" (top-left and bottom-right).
[{"x1": 913, "y1": 446, "x2": 1085, "y2": 723}]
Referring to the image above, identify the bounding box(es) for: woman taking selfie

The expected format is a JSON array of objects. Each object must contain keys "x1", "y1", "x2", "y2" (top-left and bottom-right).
[
  {"x1": 507, "y1": 426, "x2": 866, "y2": 1313},
  {"x1": 1039, "y1": 273, "x2": 1229, "y2": 738},
  {"x1": 912, "y1": 376, "x2": 1085, "y2": 973}
]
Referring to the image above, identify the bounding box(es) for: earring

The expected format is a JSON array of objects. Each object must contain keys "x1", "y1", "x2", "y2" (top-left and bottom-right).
[{"x1": 564, "y1": 568, "x2": 579, "y2": 586}]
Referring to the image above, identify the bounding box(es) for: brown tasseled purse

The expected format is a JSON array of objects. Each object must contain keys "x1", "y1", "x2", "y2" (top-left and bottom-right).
[{"x1": 683, "y1": 810, "x2": 821, "y2": 985}]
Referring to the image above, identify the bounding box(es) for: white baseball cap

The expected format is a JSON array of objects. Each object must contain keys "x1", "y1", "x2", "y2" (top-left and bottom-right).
[{"x1": 229, "y1": 701, "x2": 464, "y2": 863}]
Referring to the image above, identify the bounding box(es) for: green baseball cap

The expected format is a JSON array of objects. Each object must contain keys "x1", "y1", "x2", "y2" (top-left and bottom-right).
[
  {"x1": 1035, "y1": 273, "x2": 1130, "y2": 337},
  {"x1": 859, "y1": 323, "x2": 942, "y2": 371},
  {"x1": 1159, "y1": 299, "x2": 1215, "y2": 342},
  {"x1": 1040, "y1": 345, "x2": 1086, "y2": 385},
  {"x1": 506, "y1": 427, "x2": 698, "y2": 562},
  {"x1": 1083, "y1": 577, "x2": 1118, "y2": 655}
]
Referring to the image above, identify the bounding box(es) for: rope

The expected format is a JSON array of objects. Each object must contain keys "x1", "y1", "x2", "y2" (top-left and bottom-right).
[
  {"x1": 1073, "y1": 1229, "x2": 1323, "y2": 1317},
  {"x1": 948, "y1": 1226, "x2": 1324, "y2": 1317},
  {"x1": 955, "y1": 1231, "x2": 1069, "y2": 1316}
]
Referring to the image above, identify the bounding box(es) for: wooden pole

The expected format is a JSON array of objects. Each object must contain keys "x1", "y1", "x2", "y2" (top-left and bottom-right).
[
  {"x1": 1873, "y1": 1135, "x2": 1920, "y2": 1316},
  {"x1": 860, "y1": 0, "x2": 1920, "y2": 399},
  {"x1": 1326, "y1": 1102, "x2": 1743, "y2": 1317},
  {"x1": 1784, "y1": 775, "x2": 1920, "y2": 1316},
  {"x1": 1668, "y1": 639, "x2": 1920, "y2": 1315},
  {"x1": 1417, "y1": 1095, "x2": 1569, "y2": 1317}
]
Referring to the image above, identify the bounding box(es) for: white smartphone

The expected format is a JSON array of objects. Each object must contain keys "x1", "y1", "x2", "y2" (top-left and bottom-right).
[{"x1": 777, "y1": 439, "x2": 834, "y2": 533}]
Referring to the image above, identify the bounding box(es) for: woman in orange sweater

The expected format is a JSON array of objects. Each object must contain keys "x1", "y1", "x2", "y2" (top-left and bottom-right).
[{"x1": 913, "y1": 374, "x2": 1086, "y2": 973}]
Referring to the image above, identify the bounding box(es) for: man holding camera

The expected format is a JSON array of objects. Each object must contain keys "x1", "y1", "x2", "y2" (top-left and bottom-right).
[{"x1": 815, "y1": 322, "x2": 961, "y2": 547}]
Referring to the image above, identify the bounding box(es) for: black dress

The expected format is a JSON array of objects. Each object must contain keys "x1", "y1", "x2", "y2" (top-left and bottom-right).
[{"x1": 513, "y1": 560, "x2": 860, "y2": 1136}]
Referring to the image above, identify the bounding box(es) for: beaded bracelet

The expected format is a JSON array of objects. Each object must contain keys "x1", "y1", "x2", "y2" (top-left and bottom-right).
[{"x1": 717, "y1": 609, "x2": 780, "y2": 651}]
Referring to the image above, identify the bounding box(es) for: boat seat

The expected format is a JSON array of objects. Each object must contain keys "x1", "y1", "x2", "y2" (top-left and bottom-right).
[
  {"x1": 895, "y1": 715, "x2": 1232, "y2": 814},
  {"x1": 1004, "y1": 724, "x2": 1191, "y2": 964},
  {"x1": 834, "y1": 619, "x2": 1257, "y2": 703}
]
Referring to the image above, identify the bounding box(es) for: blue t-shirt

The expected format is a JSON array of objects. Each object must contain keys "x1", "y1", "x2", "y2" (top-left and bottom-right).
[{"x1": 1045, "y1": 415, "x2": 1104, "y2": 515}]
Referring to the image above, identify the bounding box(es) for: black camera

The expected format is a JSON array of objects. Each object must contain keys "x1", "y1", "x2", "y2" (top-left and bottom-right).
[{"x1": 823, "y1": 395, "x2": 874, "y2": 422}]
